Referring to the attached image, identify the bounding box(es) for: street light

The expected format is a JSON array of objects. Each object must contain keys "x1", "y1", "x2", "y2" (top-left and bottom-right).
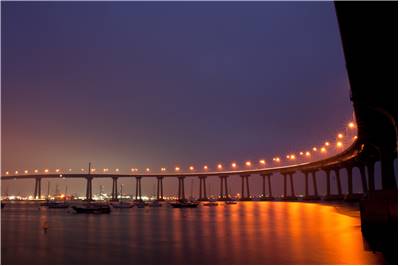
[
  {"x1": 175, "y1": 167, "x2": 180, "y2": 172},
  {"x1": 325, "y1": 142, "x2": 330, "y2": 146},
  {"x1": 217, "y1": 164, "x2": 223, "y2": 170},
  {"x1": 245, "y1": 161, "x2": 252, "y2": 167},
  {"x1": 231, "y1": 162, "x2": 237, "y2": 168},
  {"x1": 337, "y1": 133, "x2": 344, "y2": 139},
  {"x1": 336, "y1": 141, "x2": 343, "y2": 148},
  {"x1": 203, "y1": 165, "x2": 208, "y2": 171},
  {"x1": 348, "y1": 122, "x2": 355, "y2": 129},
  {"x1": 259, "y1": 159, "x2": 266, "y2": 166},
  {"x1": 189, "y1": 166, "x2": 194, "y2": 171},
  {"x1": 44, "y1": 169, "x2": 49, "y2": 173}
]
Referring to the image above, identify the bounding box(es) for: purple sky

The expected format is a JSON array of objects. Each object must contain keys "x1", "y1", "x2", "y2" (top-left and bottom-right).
[{"x1": 2, "y1": 1, "x2": 361, "y2": 197}]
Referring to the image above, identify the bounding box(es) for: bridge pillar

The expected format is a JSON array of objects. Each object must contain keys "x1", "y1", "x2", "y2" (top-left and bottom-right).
[
  {"x1": 224, "y1": 176, "x2": 229, "y2": 199},
  {"x1": 311, "y1": 171, "x2": 319, "y2": 197},
  {"x1": 303, "y1": 171, "x2": 309, "y2": 197},
  {"x1": 366, "y1": 161, "x2": 376, "y2": 192},
  {"x1": 177, "y1": 176, "x2": 186, "y2": 201},
  {"x1": 289, "y1": 172, "x2": 295, "y2": 197},
  {"x1": 346, "y1": 166, "x2": 353, "y2": 195},
  {"x1": 34, "y1": 177, "x2": 42, "y2": 199},
  {"x1": 324, "y1": 169, "x2": 331, "y2": 197},
  {"x1": 357, "y1": 164, "x2": 368, "y2": 194},
  {"x1": 261, "y1": 175, "x2": 266, "y2": 197},
  {"x1": 282, "y1": 173, "x2": 287, "y2": 198},
  {"x1": 261, "y1": 174, "x2": 273, "y2": 199},
  {"x1": 111, "y1": 177, "x2": 118, "y2": 201},
  {"x1": 85, "y1": 176, "x2": 93, "y2": 201},
  {"x1": 240, "y1": 175, "x2": 250, "y2": 200},
  {"x1": 219, "y1": 176, "x2": 224, "y2": 200},
  {"x1": 135, "y1": 177, "x2": 142, "y2": 200},
  {"x1": 156, "y1": 177, "x2": 164, "y2": 200},
  {"x1": 267, "y1": 174, "x2": 273, "y2": 198},
  {"x1": 380, "y1": 148, "x2": 397, "y2": 190},
  {"x1": 334, "y1": 168, "x2": 343, "y2": 195},
  {"x1": 198, "y1": 176, "x2": 208, "y2": 201}
]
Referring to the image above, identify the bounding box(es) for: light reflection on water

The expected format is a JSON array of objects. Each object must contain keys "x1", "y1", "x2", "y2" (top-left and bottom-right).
[{"x1": 1, "y1": 202, "x2": 384, "y2": 264}]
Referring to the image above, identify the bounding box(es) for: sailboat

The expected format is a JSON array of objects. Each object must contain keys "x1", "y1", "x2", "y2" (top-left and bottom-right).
[
  {"x1": 204, "y1": 183, "x2": 218, "y2": 206},
  {"x1": 112, "y1": 184, "x2": 134, "y2": 208}
]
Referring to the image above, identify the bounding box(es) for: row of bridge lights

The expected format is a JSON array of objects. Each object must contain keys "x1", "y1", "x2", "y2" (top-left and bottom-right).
[{"x1": 4, "y1": 122, "x2": 357, "y2": 176}]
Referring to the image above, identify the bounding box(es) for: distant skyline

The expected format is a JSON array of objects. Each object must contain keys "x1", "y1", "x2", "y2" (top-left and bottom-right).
[{"x1": 2, "y1": 1, "x2": 356, "y2": 196}]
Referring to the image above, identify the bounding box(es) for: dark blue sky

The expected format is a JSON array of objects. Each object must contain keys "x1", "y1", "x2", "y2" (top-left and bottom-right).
[{"x1": 2, "y1": 2, "x2": 356, "y2": 196}]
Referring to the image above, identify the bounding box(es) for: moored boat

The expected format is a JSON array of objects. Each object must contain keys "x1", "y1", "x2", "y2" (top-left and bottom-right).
[
  {"x1": 112, "y1": 201, "x2": 134, "y2": 208},
  {"x1": 225, "y1": 200, "x2": 237, "y2": 205},
  {"x1": 170, "y1": 200, "x2": 199, "y2": 208},
  {"x1": 41, "y1": 201, "x2": 69, "y2": 208},
  {"x1": 72, "y1": 203, "x2": 111, "y2": 214},
  {"x1": 149, "y1": 200, "x2": 162, "y2": 207}
]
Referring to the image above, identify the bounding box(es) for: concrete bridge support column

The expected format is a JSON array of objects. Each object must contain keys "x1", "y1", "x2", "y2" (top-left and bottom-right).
[
  {"x1": 380, "y1": 149, "x2": 397, "y2": 190},
  {"x1": 261, "y1": 175, "x2": 266, "y2": 197},
  {"x1": 85, "y1": 176, "x2": 93, "y2": 201},
  {"x1": 34, "y1": 177, "x2": 42, "y2": 199},
  {"x1": 135, "y1": 177, "x2": 142, "y2": 200},
  {"x1": 240, "y1": 175, "x2": 250, "y2": 200},
  {"x1": 111, "y1": 177, "x2": 118, "y2": 201},
  {"x1": 156, "y1": 177, "x2": 164, "y2": 200},
  {"x1": 312, "y1": 171, "x2": 319, "y2": 197},
  {"x1": 325, "y1": 169, "x2": 331, "y2": 196},
  {"x1": 304, "y1": 172, "x2": 309, "y2": 197},
  {"x1": 346, "y1": 166, "x2": 353, "y2": 195},
  {"x1": 358, "y1": 164, "x2": 368, "y2": 194},
  {"x1": 198, "y1": 176, "x2": 208, "y2": 201},
  {"x1": 224, "y1": 176, "x2": 229, "y2": 199},
  {"x1": 267, "y1": 174, "x2": 273, "y2": 198},
  {"x1": 334, "y1": 168, "x2": 343, "y2": 196},
  {"x1": 219, "y1": 176, "x2": 224, "y2": 200},
  {"x1": 177, "y1": 177, "x2": 185, "y2": 201},
  {"x1": 283, "y1": 173, "x2": 287, "y2": 198},
  {"x1": 289, "y1": 173, "x2": 295, "y2": 197},
  {"x1": 366, "y1": 161, "x2": 376, "y2": 192}
]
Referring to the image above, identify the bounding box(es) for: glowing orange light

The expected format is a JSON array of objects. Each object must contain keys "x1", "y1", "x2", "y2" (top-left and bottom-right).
[
  {"x1": 81, "y1": 168, "x2": 85, "y2": 172},
  {"x1": 312, "y1": 147, "x2": 318, "y2": 152},
  {"x1": 336, "y1": 141, "x2": 343, "y2": 148},
  {"x1": 217, "y1": 164, "x2": 223, "y2": 169},
  {"x1": 91, "y1": 168, "x2": 96, "y2": 172},
  {"x1": 24, "y1": 170, "x2": 28, "y2": 174},
  {"x1": 299, "y1": 152, "x2": 304, "y2": 156},
  {"x1": 44, "y1": 169, "x2": 49, "y2": 173},
  {"x1": 161, "y1": 168, "x2": 166, "y2": 172},
  {"x1": 34, "y1": 169, "x2": 38, "y2": 173},
  {"x1": 146, "y1": 168, "x2": 150, "y2": 172},
  {"x1": 15, "y1": 171, "x2": 19, "y2": 174},
  {"x1": 189, "y1": 166, "x2": 194, "y2": 171},
  {"x1": 259, "y1": 159, "x2": 266, "y2": 165},
  {"x1": 245, "y1": 161, "x2": 252, "y2": 167},
  {"x1": 305, "y1": 151, "x2": 311, "y2": 156},
  {"x1": 325, "y1": 142, "x2": 330, "y2": 146},
  {"x1": 115, "y1": 168, "x2": 120, "y2": 172},
  {"x1": 286, "y1": 155, "x2": 290, "y2": 159},
  {"x1": 175, "y1": 167, "x2": 180, "y2": 171},
  {"x1": 68, "y1": 168, "x2": 72, "y2": 172},
  {"x1": 203, "y1": 165, "x2": 208, "y2": 170},
  {"x1": 290, "y1": 154, "x2": 296, "y2": 160},
  {"x1": 5, "y1": 171, "x2": 9, "y2": 175},
  {"x1": 353, "y1": 136, "x2": 358, "y2": 140},
  {"x1": 231, "y1": 163, "x2": 237, "y2": 168},
  {"x1": 337, "y1": 133, "x2": 344, "y2": 139},
  {"x1": 348, "y1": 122, "x2": 355, "y2": 129},
  {"x1": 320, "y1": 147, "x2": 327, "y2": 153}
]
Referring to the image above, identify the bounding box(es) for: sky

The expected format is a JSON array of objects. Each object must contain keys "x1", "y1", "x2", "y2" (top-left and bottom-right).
[{"x1": 2, "y1": 1, "x2": 361, "y2": 197}]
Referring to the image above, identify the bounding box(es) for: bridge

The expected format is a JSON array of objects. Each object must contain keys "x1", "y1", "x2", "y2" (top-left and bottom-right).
[{"x1": 0, "y1": 137, "x2": 384, "y2": 202}]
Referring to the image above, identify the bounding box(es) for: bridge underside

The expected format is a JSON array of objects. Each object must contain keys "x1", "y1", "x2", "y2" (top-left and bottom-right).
[{"x1": 335, "y1": 2, "x2": 397, "y2": 263}]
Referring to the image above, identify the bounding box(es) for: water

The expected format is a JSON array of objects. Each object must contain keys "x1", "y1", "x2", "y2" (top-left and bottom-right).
[{"x1": 1, "y1": 201, "x2": 384, "y2": 264}]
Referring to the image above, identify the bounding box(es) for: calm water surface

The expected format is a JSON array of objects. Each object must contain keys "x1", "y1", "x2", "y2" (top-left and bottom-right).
[{"x1": 1, "y1": 201, "x2": 384, "y2": 264}]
